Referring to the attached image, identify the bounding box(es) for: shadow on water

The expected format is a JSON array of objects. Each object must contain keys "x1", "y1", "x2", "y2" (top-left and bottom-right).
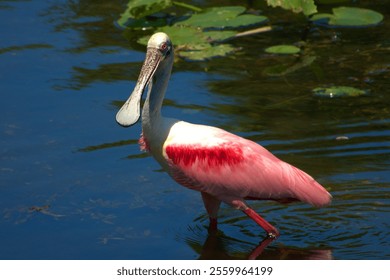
[
  {"x1": 0, "y1": 0, "x2": 389, "y2": 259},
  {"x1": 181, "y1": 225, "x2": 333, "y2": 260}
]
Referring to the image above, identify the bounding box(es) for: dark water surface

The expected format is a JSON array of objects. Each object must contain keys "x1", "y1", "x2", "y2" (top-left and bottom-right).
[{"x1": 1, "y1": 1, "x2": 389, "y2": 259}]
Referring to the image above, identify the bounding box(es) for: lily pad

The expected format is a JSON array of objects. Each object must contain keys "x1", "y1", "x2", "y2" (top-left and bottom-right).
[
  {"x1": 179, "y1": 6, "x2": 268, "y2": 29},
  {"x1": 118, "y1": 17, "x2": 167, "y2": 29},
  {"x1": 267, "y1": 0, "x2": 317, "y2": 16},
  {"x1": 138, "y1": 26, "x2": 237, "y2": 46},
  {"x1": 179, "y1": 44, "x2": 236, "y2": 61},
  {"x1": 312, "y1": 7, "x2": 384, "y2": 27},
  {"x1": 316, "y1": 0, "x2": 349, "y2": 3},
  {"x1": 119, "y1": 0, "x2": 172, "y2": 21},
  {"x1": 313, "y1": 86, "x2": 369, "y2": 98},
  {"x1": 265, "y1": 45, "x2": 301, "y2": 54}
]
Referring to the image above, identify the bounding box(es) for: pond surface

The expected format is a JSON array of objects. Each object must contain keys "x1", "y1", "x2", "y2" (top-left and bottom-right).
[{"x1": 0, "y1": 0, "x2": 389, "y2": 260}]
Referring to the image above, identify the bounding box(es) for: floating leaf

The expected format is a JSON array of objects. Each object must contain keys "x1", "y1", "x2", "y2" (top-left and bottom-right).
[
  {"x1": 180, "y1": 6, "x2": 244, "y2": 27},
  {"x1": 118, "y1": 17, "x2": 167, "y2": 29},
  {"x1": 265, "y1": 45, "x2": 301, "y2": 54},
  {"x1": 310, "y1": 13, "x2": 334, "y2": 23},
  {"x1": 313, "y1": 86, "x2": 369, "y2": 98},
  {"x1": 179, "y1": 44, "x2": 236, "y2": 61},
  {"x1": 138, "y1": 26, "x2": 237, "y2": 45},
  {"x1": 312, "y1": 7, "x2": 384, "y2": 27},
  {"x1": 117, "y1": 0, "x2": 173, "y2": 28},
  {"x1": 202, "y1": 30, "x2": 238, "y2": 43},
  {"x1": 316, "y1": 0, "x2": 349, "y2": 3},
  {"x1": 267, "y1": 0, "x2": 317, "y2": 16},
  {"x1": 179, "y1": 6, "x2": 268, "y2": 29},
  {"x1": 331, "y1": 7, "x2": 383, "y2": 26},
  {"x1": 221, "y1": 14, "x2": 268, "y2": 29}
]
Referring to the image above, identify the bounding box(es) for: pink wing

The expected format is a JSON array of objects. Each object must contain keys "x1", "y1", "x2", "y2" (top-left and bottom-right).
[{"x1": 163, "y1": 127, "x2": 331, "y2": 207}]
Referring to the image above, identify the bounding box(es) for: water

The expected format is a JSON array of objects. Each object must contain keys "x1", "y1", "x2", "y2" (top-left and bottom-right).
[{"x1": 0, "y1": 0, "x2": 389, "y2": 260}]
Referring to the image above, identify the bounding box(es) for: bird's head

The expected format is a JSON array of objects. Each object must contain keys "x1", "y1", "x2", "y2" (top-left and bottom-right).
[{"x1": 116, "y1": 32, "x2": 173, "y2": 127}]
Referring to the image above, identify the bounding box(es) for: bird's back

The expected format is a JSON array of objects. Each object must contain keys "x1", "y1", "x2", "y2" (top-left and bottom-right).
[{"x1": 159, "y1": 121, "x2": 331, "y2": 207}]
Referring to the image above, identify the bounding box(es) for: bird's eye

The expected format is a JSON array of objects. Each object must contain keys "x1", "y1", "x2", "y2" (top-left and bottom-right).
[
  {"x1": 160, "y1": 43, "x2": 167, "y2": 50},
  {"x1": 160, "y1": 42, "x2": 171, "y2": 56}
]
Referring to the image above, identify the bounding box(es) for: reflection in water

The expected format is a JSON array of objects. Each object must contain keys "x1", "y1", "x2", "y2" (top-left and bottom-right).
[
  {"x1": 182, "y1": 224, "x2": 332, "y2": 260},
  {"x1": 78, "y1": 139, "x2": 137, "y2": 152}
]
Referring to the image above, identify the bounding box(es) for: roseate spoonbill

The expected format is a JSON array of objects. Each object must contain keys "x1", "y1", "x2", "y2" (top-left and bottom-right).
[{"x1": 116, "y1": 32, "x2": 332, "y2": 238}]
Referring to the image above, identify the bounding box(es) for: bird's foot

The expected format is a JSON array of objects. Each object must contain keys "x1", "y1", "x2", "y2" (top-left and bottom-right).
[
  {"x1": 267, "y1": 232, "x2": 277, "y2": 239},
  {"x1": 266, "y1": 230, "x2": 280, "y2": 239}
]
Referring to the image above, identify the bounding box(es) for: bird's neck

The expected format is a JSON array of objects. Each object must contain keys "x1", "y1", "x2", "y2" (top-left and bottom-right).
[
  {"x1": 142, "y1": 76, "x2": 167, "y2": 128},
  {"x1": 141, "y1": 58, "x2": 173, "y2": 144}
]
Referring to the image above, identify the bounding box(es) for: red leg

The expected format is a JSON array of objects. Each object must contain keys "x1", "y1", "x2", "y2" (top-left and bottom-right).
[
  {"x1": 247, "y1": 237, "x2": 276, "y2": 260},
  {"x1": 243, "y1": 208, "x2": 280, "y2": 238},
  {"x1": 208, "y1": 217, "x2": 218, "y2": 233}
]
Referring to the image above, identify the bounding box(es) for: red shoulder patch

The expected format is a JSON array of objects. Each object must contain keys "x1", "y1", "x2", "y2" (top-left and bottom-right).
[{"x1": 165, "y1": 144, "x2": 244, "y2": 167}]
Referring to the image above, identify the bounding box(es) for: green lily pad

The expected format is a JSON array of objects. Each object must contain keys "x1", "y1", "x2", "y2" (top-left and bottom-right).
[
  {"x1": 120, "y1": 0, "x2": 172, "y2": 19},
  {"x1": 265, "y1": 45, "x2": 301, "y2": 54},
  {"x1": 179, "y1": 6, "x2": 268, "y2": 29},
  {"x1": 313, "y1": 86, "x2": 369, "y2": 98},
  {"x1": 179, "y1": 44, "x2": 236, "y2": 61},
  {"x1": 137, "y1": 26, "x2": 237, "y2": 45},
  {"x1": 117, "y1": 0, "x2": 173, "y2": 28},
  {"x1": 267, "y1": 0, "x2": 317, "y2": 16},
  {"x1": 118, "y1": 17, "x2": 167, "y2": 29},
  {"x1": 316, "y1": 0, "x2": 349, "y2": 3},
  {"x1": 312, "y1": 7, "x2": 384, "y2": 27},
  {"x1": 201, "y1": 30, "x2": 238, "y2": 43}
]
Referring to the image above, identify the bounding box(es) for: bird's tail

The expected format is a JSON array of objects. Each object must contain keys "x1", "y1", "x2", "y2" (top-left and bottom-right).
[{"x1": 289, "y1": 165, "x2": 332, "y2": 207}]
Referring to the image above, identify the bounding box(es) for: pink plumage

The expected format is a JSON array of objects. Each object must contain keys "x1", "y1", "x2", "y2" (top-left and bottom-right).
[
  {"x1": 161, "y1": 122, "x2": 330, "y2": 237},
  {"x1": 164, "y1": 126, "x2": 331, "y2": 208}
]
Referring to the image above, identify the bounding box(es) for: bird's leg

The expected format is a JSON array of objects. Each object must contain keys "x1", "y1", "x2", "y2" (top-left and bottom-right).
[
  {"x1": 201, "y1": 192, "x2": 221, "y2": 232},
  {"x1": 208, "y1": 217, "x2": 218, "y2": 233},
  {"x1": 229, "y1": 200, "x2": 280, "y2": 238},
  {"x1": 243, "y1": 208, "x2": 280, "y2": 238},
  {"x1": 247, "y1": 237, "x2": 276, "y2": 260}
]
